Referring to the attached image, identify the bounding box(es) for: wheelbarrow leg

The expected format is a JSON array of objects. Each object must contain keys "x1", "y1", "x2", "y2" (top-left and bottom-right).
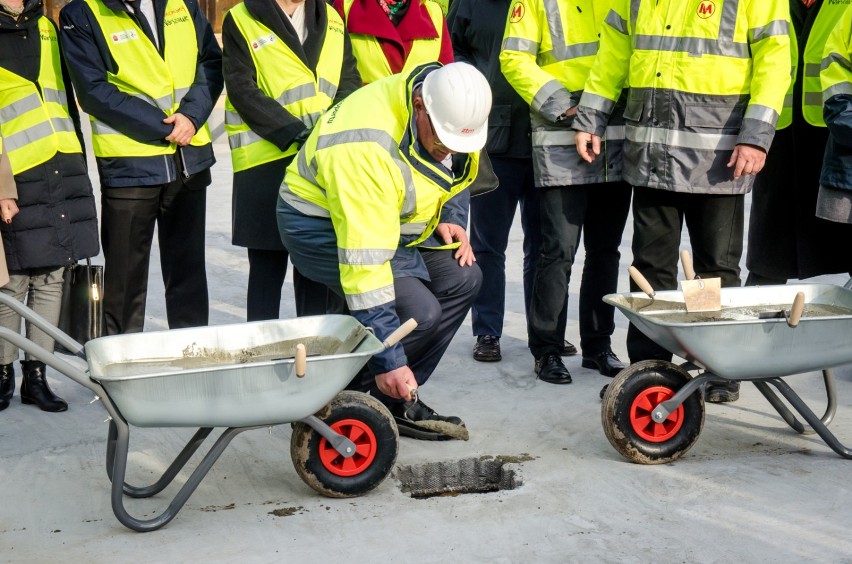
[
  {"x1": 765, "y1": 377, "x2": 852, "y2": 459},
  {"x1": 106, "y1": 421, "x2": 215, "y2": 498},
  {"x1": 753, "y1": 369, "x2": 837, "y2": 435},
  {"x1": 108, "y1": 419, "x2": 258, "y2": 532}
]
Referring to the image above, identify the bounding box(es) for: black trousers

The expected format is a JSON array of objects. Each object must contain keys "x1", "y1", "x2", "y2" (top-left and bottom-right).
[
  {"x1": 527, "y1": 181, "x2": 632, "y2": 359},
  {"x1": 247, "y1": 248, "x2": 346, "y2": 321},
  {"x1": 627, "y1": 187, "x2": 744, "y2": 362},
  {"x1": 101, "y1": 175, "x2": 208, "y2": 335},
  {"x1": 347, "y1": 249, "x2": 482, "y2": 405}
]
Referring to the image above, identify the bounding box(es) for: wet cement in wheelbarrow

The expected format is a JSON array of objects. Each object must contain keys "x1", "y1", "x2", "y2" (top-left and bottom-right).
[
  {"x1": 622, "y1": 297, "x2": 852, "y2": 322},
  {"x1": 101, "y1": 335, "x2": 344, "y2": 377}
]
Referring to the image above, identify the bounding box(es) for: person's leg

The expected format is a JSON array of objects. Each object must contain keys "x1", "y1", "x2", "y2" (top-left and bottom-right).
[
  {"x1": 470, "y1": 157, "x2": 525, "y2": 339},
  {"x1": 246, "y1": 248, "x2": 289, "y2": 321},
  {"x1": 578, "y1": 181, "x2": 632, "y2": 374},
  {"x1": 101, "y1": 187, "x2": 160, "y2": 335},
  {"x1": 0, "y1": 273, "x2": 28, "y2": 410},
  {"x1": 745, "y1": 271, "x2": 786, "y2": 286},
  {"x1": 293, "y1": 267, "x2": 348, "y2": 316},
  {"x1": 158, "y1": 177, "x2": 209, "y2": 329},
  {"x1": 626, "y1": 187, "x2": 685, "y2": 363},
  {"x1": 21, "y1": 267, "x2": 66, "y2": 412},
  {"x1": 685, "y1": 193, "x2": 745, "y2": 402}
]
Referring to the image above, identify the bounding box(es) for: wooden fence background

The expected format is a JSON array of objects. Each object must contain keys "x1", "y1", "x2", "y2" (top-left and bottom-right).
[{"x1": 45, "y1": 0, "x2": 238, "y2": 33}]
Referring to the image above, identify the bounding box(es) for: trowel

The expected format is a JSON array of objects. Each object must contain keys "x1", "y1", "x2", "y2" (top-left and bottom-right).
[{"x1": 679, "y1": 250, "x2": 721, "y2": 313}]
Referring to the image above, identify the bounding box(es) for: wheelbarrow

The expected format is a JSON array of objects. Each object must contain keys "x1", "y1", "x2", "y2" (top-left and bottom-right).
[
  {"x1": 0, "y1": 292, "x2": 415, "y2": 531},
  {"x1": 600, "y1": 281, "x2": 852, "y2": 464}
]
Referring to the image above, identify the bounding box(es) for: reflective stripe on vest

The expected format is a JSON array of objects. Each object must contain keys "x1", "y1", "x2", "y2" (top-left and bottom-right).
[
  {"x1": 223, "y1": 3, "x2": 344, "y2": 172},
  {"x1": 343, "y1": 0, "x2": 443, "y2": 84},
  {"x1": 802, "y1": 3, "x2": 847, "y2": 127},
  {"x1": 0, "y1": 18, "x2": 81, "y2": 175},
  {"x1": 84, "y1": 0, "x2": 211, "y2": 158}
]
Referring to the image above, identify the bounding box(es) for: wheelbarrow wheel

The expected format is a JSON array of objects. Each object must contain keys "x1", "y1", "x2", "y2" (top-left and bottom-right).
[
  {"x1": 602, "y1": 360, "x2": 704, "y2": 465},
  {"x1": 290, "y1": 391, "x2": 399, "y2": 498}
]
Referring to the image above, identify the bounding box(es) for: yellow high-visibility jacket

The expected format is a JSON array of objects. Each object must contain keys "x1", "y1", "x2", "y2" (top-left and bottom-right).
[
  {"x1": 280, "y1": 64, "x2": 479, "y2": 313},
  {"x1": 574, "y1": 0, "x2": 791, "y2": 194},
  {"x1": 500, "y1": 0, "x2": 623, "y2": 186}
]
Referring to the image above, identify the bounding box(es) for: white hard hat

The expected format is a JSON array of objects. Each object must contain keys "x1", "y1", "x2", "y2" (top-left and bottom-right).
[{"x1": 421, "y1": 62, "x2": 492, "y2": 153}]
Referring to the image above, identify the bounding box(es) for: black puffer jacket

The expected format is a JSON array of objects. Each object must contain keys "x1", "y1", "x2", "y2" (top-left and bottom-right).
[{"x1": 0, "y1": 0, "x2": 99, "y2": 270}]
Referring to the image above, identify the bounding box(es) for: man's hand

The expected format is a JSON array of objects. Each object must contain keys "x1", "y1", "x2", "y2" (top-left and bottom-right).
[
  {"x1": 436, "y1": 222, "x2": 475, "y2": 266},
  {"x1": 375, "y1": 365, "x2": 418, "y2": 400},
  {"x1": 164, "y1": 112, "x2": 197, "y2": 146},
  {"x1": 727, "y1": 144, "x2": 767, "y2": 179},
  {"x1": 0, "y1": 199, "x2": 18, "y2": 224},
  {"x1": 575, "y1": 131, "x2": 601, "y2": 163}
]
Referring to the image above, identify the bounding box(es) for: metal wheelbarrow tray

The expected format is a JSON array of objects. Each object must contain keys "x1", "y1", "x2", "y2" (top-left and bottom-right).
[
  {"x1": 0, "y1": 293, "x2": 401, "y2": 532},
  {"x1": 600, "y1": 283, "x2": 852, "y2": 464}
]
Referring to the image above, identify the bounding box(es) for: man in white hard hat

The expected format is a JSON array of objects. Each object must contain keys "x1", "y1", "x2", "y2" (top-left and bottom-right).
[{"x1": 278, "y1": 62, "x2": 490, "y2": 441}]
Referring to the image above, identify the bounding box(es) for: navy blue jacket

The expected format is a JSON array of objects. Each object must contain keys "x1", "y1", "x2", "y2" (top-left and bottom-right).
[
  {"x1": 59, "y1": 0, "x2": 223, "y2": 188},
  {"x1": 821, "y1": 94, "x2": 852, "y2": 192}
]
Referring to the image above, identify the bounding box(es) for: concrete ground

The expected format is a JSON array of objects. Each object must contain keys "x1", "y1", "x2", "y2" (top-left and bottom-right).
[{"x1": 2, "y1": 111, "x2": 852, "y2": 563}]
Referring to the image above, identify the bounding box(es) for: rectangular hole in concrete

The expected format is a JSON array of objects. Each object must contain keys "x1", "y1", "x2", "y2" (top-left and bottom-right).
[{"x1": 396, "y1": 457, "x2": 523, "y2": 499}]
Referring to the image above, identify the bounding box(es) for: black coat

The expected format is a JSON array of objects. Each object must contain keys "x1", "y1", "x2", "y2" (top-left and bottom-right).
[
  {"x1": 59, "y1": 0, "x2": 223, "y2": 188},
  {"x1": 747, "y1": 0, "x2": 851, "y2": 280},
  {"x1": 447, "y1": 0, "x2": 531, "y2": 159},
  {"x1": 223, "y1": 0, "x2": 361, "y2": 249},
  {"x1": 0, "y1": 2, "x2": 99, "y2": 271}
]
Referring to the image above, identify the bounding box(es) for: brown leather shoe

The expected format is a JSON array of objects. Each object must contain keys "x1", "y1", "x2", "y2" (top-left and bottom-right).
[
  {"x1": 560, "y1": 340, "x2": 578, "y2": 356},
  {"x1": 473, "y1": 335, "x2": 501, "y2": 362}
]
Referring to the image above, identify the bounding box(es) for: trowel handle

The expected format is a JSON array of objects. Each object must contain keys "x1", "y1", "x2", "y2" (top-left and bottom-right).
[
  {"x1": 680, "y1": 249, "x2": 696, "y2": 281},
  {"x1": 628, "y1": 266, "x2": 656, "y2": 299},
  {"x1": 295, "y1": 343, "x2": 307, "y2": 378},
  {"x1": 384, "y1": 319, "x2": 418, "y2": 348},
  {"x1": 788, "y1": 292, "x2": 805, "y2": 328}
]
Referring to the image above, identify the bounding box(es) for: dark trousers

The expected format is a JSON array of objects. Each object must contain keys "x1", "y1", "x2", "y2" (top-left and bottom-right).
[
  {"x1": 627, "y1": 187, "x2": 744, "y2": 362},
  {"x1": 528, "y1": 181, "x2": 632, "y2": 359},
  {"x1": 470, "y1": 156, "x2": 541, "y2": 337},
  {"x1": 101, "y1": 177, "x2": 208, "y2": 335},
  {"x1": 350, "y1": 249, "x2": 482, "y2": 404},
  {"x1": 246, "y1": 248, "x2": 344, "y2": 321}
]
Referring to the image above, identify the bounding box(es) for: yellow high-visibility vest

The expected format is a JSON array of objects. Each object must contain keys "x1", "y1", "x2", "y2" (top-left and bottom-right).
[
  {"x1": 280, "y1": 66, "x2": 480, "y2": 311},
  {"x1": 0, "y1": 18, "x2": 81, "y2": 175},
  {"x1": 342, "y1": 0, "x2": 444, "y2": 84},
  {"x1": 821, "y1": 6, "x2": 852, "y2": 110},
  {"x1": 84, "y1": 0, "x2": 212, "y2": 158},
  {"x1": 801, "y1": 2, "x2": 848, "y2": 127},
  {"x1": 224, "y1": 2, "x2": 345, "y2": 172}
]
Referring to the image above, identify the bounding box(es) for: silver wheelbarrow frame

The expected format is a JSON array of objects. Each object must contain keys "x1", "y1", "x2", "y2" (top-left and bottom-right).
[{"x1": 0, "y1": 292, "x2": 399, "y2": 531}]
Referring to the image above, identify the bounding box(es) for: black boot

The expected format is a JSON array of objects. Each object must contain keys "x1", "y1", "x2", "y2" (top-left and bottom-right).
[
  {"x1": 20, "y1": 361, "x2": 67, "y2": 412},
  {"x1": 0, "y1": 363, "x2": 13, "y2": 411}
]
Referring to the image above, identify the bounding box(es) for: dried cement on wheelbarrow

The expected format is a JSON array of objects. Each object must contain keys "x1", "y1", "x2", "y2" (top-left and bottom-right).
[{"x1": 102, "y1": 335, "x2": 345, "y2": 378}]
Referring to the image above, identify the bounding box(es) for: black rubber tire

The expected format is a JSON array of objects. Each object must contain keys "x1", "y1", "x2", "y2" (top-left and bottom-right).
[
  {"x1": 601, "y1": 360, "x2": 705, "y2": 465},
  {"x1": 290, "y1": 391, "x2": 399, "y2": 498}
]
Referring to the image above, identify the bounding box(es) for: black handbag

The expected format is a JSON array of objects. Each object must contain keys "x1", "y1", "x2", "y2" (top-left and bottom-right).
[{"x1": 56, "y1": 259, "x2": 104, "y2": 353}]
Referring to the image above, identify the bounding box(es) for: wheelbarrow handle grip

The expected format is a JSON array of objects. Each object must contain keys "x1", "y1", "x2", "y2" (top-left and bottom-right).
[
  {"x1": 295, "y1": 343, "x2": 307, "y2": 378},
  {"x1": 788, "y1": 292, "x2": 806, "y2": 328},
  {"x1": 680, "y1": 249, "x2": 696, "y2": 281},
  {"x1": 628, "y1": 266, "x2": 656, "y2": 299},
  {"x1": 384, "y1": 318, "x2": 418, "y2": 348}
]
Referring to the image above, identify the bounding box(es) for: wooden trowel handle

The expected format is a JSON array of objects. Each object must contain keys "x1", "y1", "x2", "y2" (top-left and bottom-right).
[
  {"x1": 384, "y1": 318, "x2": 418, "y2": 348},
  {"x1": 788, "y1": 292, "x2": 805, "y2": 328},
  {"x1": 295, "y1": 343, "x2": 307, "y2": 378},
  {"x1": 628, "y1": 266, "x2": 656, "y2": 298},
  {"x1": 680, "y1": 249, "x2": 696, "y2": 281}
]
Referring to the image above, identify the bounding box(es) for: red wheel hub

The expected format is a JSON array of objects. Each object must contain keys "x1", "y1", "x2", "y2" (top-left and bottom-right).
[
  {"x1": 629, "y1": 386, "x2": 684, "y2": 443},
  {"x1": 318, "y1": 419, "x2": 378, "y2": 477}
]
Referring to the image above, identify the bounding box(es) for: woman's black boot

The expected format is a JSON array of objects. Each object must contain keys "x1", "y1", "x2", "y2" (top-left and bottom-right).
[
  {"x1": 0, "y1": 363, "x2": 14, "y2": 411},
  {"x1": 20, "y1": 361, "x2": 67, "y2": 412}
]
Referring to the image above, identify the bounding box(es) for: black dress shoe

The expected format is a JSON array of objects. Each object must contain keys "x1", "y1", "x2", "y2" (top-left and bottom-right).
[
  {"x1": 0, "y1": 363, "x2": 14, "y2": 412},
  {"x1": 581, "y1": 349, "x2": 625, "y2": 377},
  {"x1": 473, "y1": 335, "x2": 501, "y2": 362},
  {"x1": 534, "y1": 354, "x2": 572, "y2": 385},
  {"x1": 560, "y1": 340, "x2": 578, "y2": 356},
  {"x1": 388, "y1": 398, "x2": 465, "y2": 441},
  {"x1": 705, "y1": 380, "x2": 740, "y2": 403}
]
